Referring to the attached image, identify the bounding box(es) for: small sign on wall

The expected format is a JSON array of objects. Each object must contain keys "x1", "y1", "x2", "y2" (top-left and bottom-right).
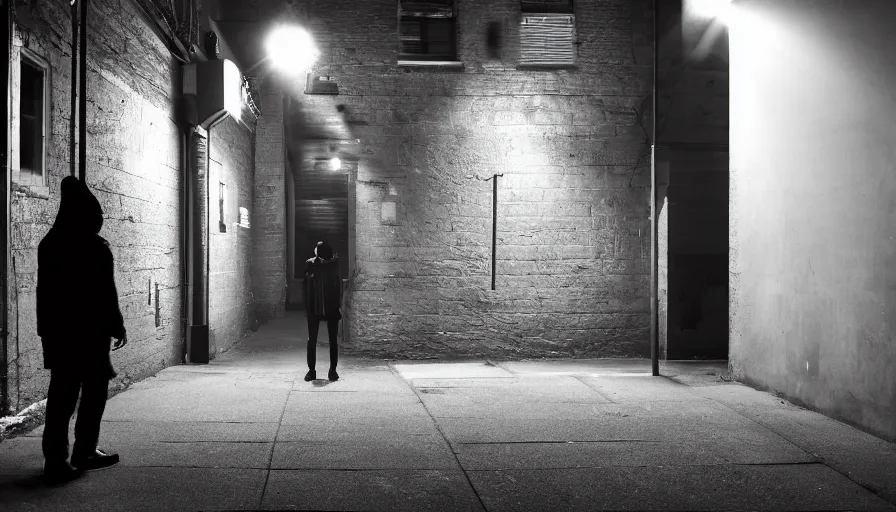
[
  {"x1": 305, "y1": 74, "x2": 339, "y2": 95},
  {"x1": 381, "y1": 201, "x2": 397, "y2": 224},
  {"x1": 239, "y1": 206, "x2": 250, "y2": 228}
]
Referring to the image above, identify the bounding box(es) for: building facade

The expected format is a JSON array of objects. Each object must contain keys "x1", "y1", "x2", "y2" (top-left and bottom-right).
[{"x1": 259, "y1": 0, "x2": 657, "y2": 360}]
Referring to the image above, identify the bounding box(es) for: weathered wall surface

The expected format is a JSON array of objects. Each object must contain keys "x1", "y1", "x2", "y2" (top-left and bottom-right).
[
  {"x1": 208, "y1": 115, "x2": 256, "y2": 356},
  {"x1": 6, "y1": 1, "x2": 184, "y2": 410},
  {"x1": 729, "y1": 0, "x2": 896, "y2": 440},
  {"x1": 251, "y1": 80, "x2": 286, "y2": 323},
  {"x1": 291, "y1": 0, "x2": 654, "y2": 359}
]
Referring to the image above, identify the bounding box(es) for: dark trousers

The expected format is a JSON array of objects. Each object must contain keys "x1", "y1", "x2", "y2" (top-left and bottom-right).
[
  {"x1": 42, "y1": 370, "x2": 109, "y2": 463},
  {"x1": 307, "y1": 316, "x2": 339, "y2": 371}
]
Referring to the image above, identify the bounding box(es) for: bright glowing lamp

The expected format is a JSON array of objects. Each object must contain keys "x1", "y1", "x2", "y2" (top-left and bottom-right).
[
  {"x1": 329, "y1": 157, "x2": 342, "y2": 171},
  {"x1": 265, "y1": 25, "x2": 320, "y2": 74},
  {"x1": 689, "y1": 0, "x2": 733, "y2": 21}
]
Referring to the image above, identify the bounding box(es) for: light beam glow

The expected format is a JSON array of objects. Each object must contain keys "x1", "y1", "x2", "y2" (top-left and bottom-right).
[
  {"x1": 329, "y1": 157, "x2": 342, "y2": 171},
  {"x1": 223, "y1": 59, "x2": 242, "y2": 119},
  {"x1": 688, "y1": 0, "x2": 733, "y2": 21}
]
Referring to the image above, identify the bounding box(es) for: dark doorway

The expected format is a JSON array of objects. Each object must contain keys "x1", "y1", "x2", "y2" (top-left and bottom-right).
[
  {"x1": 666, "y1": 153, "x2": 729, "y2": 360},
  {"x1": 294, "y1": 158, "x2": 349, "y2": 282}
]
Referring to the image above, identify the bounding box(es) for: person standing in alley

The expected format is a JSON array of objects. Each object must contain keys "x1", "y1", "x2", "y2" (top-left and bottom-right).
[
  {"x1": 37, "y1": 176, "x2": 127, "y2": 483},
  {"x1": 303, "y1": 241, "x2": 342, "y2": 382}
]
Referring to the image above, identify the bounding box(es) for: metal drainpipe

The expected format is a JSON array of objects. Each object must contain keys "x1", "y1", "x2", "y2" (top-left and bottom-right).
[
  {"x1": 181, "y1": 128, "x2": 190, "y2": 363},
  {"x1": 1, "y1": 0, "x2": 11, "y2": 416},
  {"x1": 69, "y1": 1, "x2": 78, "y2": 177},
  {"x1": 650, "y1": 0, "x2": 660, "y2": 376},
  {"x1": 187, "y1": 125, "x2": 210, "y2": 364},
  {"x1": 78, "y1": 0, "x2": 87, "y2": 182}
]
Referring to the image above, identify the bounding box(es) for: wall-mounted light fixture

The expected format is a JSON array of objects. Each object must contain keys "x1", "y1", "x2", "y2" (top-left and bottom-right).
[
  {"x1": 266, "y1": 25, "x2": 320, "y2": 75},
  {"x1": 329, "y1": 157, "x2": 342, "y2": 171},
  {"x1": 183, "y1": 58, "x2": 246, "y2": 128}
]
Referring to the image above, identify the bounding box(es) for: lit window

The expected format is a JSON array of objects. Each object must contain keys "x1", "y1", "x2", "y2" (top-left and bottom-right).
[
  {"x1": 17, "y1": 51, "x2": 48, "y2": 186},
  {"x1": 399, "y1": 0, "x2": 457, "y2": 62},
  {"x1": 520, "y1": 1, "x2": 576, "y2": 67}
]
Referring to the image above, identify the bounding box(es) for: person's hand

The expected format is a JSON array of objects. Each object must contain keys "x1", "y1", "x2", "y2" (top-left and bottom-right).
[{"x1": 112, "y1": 334, "x2": 128, "y2": 352}]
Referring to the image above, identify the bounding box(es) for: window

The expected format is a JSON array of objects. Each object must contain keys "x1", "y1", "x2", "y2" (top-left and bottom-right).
[
  {"x1": 239, "y1": 207, "x2": 250, "y2": 228},
  {"x1": 218, "y1": 182, "x2": 227, "y2": 233},
  {"x1": 399, "y1": 0, "x2": 458, "y2": 63},
  {"x1": 17, "y1": 52, "x2": 48, "y2": 186},
  {"x1": 520, "y1": 0, "x2": 576, "y2": 67}
]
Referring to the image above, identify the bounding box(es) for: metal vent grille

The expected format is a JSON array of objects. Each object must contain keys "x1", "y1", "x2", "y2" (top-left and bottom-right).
[{"x1": 520, "y1": 15, "x2": 575, "y2": 66}]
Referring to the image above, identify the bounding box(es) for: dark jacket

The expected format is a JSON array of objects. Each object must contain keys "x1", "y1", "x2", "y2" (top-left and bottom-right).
[
  {"x1": 37, "y1": 177, "x2": 125, "y2": 378},
  {"x1": 304, "y1": 257, "x2": 342, "y2": 320}
]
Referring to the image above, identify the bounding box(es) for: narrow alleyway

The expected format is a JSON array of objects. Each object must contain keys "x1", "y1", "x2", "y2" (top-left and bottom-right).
[{"x1": 0, "y1": 314, "x2": 894, "y2": 511}]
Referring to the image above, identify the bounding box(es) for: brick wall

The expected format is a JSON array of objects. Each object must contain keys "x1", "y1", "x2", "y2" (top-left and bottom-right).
[
  {"x1": 288, "y1": 0, "x2": 654, "y2": 359},
  {"x1": 251, "y1": 79, "x2": 286, "y2": 323},
  {"x1": 6, "y1": 1, "x2": 185, "y2": 410},
  {"x1": 208, "y1": 115, "x2": 256, "y2": 356}
]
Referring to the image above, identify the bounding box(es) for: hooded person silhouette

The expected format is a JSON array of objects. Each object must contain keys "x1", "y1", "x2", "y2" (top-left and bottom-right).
[
  {"x1": 303, "y1": 241, "x2": 342, "y2": 382},
  {"x1": 37, "y1": 176, "x2": 126, "y2": 482}
]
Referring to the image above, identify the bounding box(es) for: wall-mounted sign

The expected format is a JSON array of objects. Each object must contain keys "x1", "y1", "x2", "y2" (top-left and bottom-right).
[{"x1": 305, "y1": 74, "x2": 339, "y2": 95}]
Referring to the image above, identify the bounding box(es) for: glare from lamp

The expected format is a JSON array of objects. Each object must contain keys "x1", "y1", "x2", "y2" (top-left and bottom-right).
[
  {"x1": 689, "y1": 0, "x2": 733, "y2": 21},
  {"x1": 266, "y1": 25, "x2": 320, "y2": 74},
  {"x1": 329, "y1": 157, "x2": 342, "y2": 171},
  {"x1": 223, "y1": 59, "x2": 242, "y2": 119}
]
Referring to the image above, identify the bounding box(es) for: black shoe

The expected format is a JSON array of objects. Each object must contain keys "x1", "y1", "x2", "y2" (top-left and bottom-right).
[
  {"x1": 328, "y1": 369, "x2": 339, "y2": 381},
  {"x1": 71, "y1": 448, "x2": 120, "y2": 471},
  {"x1": 304, "y1": 369, "x2": 316, "y2": 382},
  {"x1": 43, "y1": 461, "x2": 82, "y2": 484}
]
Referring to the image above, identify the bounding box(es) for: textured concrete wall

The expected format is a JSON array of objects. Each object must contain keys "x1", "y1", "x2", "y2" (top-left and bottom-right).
[
  {"x1": 208, "y1": 115, "x2": 256, "y2": 356},
  {"x1": 6, "y1": 1, "x2": 184, "y2": 410},
  {"x1": 251, "y1": 80, "x2": 286, "y2": 323},
  {"x1": 730, "y1": 0, "x2": 896, "y2": 440},
  {"x1": 290, "y1": 0, "x2": 654, "y2": 359}
]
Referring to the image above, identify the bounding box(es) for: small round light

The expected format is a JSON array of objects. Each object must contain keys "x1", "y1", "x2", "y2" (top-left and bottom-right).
[{"x1": 329, "y1": 157, "x2": 342, "y2": 171}]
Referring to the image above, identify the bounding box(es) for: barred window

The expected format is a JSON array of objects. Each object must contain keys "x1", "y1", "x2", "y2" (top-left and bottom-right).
[{"x1": 399, "y1": 0, "x2": 457, "y2": 62}]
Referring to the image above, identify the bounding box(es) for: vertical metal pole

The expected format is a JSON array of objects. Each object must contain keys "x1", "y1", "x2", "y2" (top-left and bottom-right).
[
  {"x1": 78, "y1": 0, "x2": 87, "y2": 182},
  {"x1": 491, "y1": 174, "x2": 498, "y2": 291},
  {"x1": 70, "y1": 1, "x2": 78, "y2": 177},
  {"x1": 1, "y1": 0, "x2": 12, "y2": 415},
  {"x1": 650, "y1": 0, "x2": 660, "y2": 376}
]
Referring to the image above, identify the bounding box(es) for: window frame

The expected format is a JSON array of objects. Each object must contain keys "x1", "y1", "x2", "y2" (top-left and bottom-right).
[
  {"x1": 397, "y1": 0, "x2": 463, "y2": 68},
  {"x1": 14, "y1": 47, "x2": 51, "y2": 189},
  {"x1": 521, "y1": 0, "x2": 574, "y2": 14}
]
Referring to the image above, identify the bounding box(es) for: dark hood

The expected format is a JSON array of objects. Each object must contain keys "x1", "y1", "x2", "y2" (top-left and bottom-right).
[{"x1": 53, "y1": 176, "x2": 104, "y2": 235}]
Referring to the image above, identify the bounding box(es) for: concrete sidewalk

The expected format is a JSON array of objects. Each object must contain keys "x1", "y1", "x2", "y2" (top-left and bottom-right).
[{"x1": 1, "y1": 314, "x2": 894, "y2": 511}]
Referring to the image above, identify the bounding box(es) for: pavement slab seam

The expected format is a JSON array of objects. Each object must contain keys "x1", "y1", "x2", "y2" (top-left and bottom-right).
[
  {"x1": 259, "y1": 373, "x2": 297, "y2": 508},
  {"x1": 387, "y1": 361, "x2": 489, "y2": 512},
  {"x1": 571, "y1": 374, "x2": 617, "y2": 403},
  {"x1": 704, "y1": 388, "x2": 896, "y2": 507}
]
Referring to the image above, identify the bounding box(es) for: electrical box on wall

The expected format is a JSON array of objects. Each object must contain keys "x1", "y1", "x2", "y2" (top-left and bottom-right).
[
  {"x1": 305, "y1": 74, "x2": 339, "y2": 95},
  {"x1": 183, "y1": 58, "x2": 244, "y2": 127}
]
